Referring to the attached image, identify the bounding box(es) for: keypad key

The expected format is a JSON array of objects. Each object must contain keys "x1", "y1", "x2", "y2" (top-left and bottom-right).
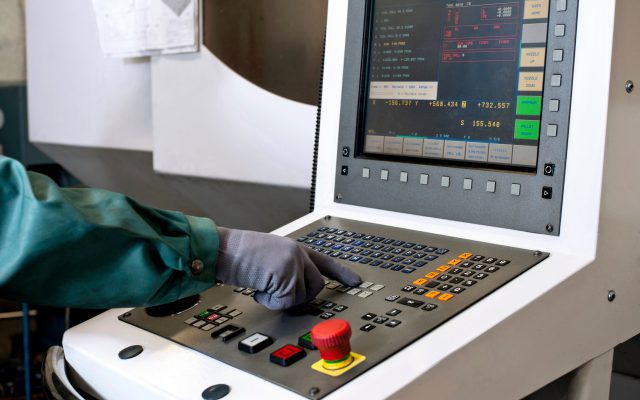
[
  {"x1": 297, "y1": 237, "x2": 308, "y2": 242},
  {"x1": 475, "y1": 273, "x2": 489, "y2": 280},
  {"x1": 414, "y1": 245, "x2": 426, "y2": 250},
  {"x1": 435, "y1": 248, "x2": 450, "y2": 254},
  {"x1": 364, "y1": 235, "x2": 375, "y2": 240},
  {"x1": 337, "y1": 285, "x2": 351, "y2": 293},
  {"x1": 360, "y1": 281, "x2": 374, "y2": 289},
  {"x1": 437, "y1": 274, "x2": 452, "y2": 281},
  {"x1": 425, "y1": 271, "x2": 439, "y2": 279},
  {"x1": 370, "y1": 260, "x2": 383, "y2": 266},
  {"x1": 425, "y1": 281, "x2": 440, "y2": 288},
  {"x1": 414, "y1": 288, "x2": 428, "y2": 295},
  {"x1": 392, "y1": 240, "x2": 406, "y2": 246},
  {"x1": 362, "y1": 313, "x2": 376, "y2": 320},
  {"x1": 438, "y1": 293, "x2": 455, "y2": 302},
  {"x1": 270, "y1": 345, "x2": 307, "y2": 367},
  {"x1": 347, "y1": 288, "x2": 362, "y2": 296},
  {"x1": 370, "y1": 284, "x2": 385, "y2": 291},
  {"x1": 438, "y1": 284, "x2": 453, "y2": 291},
  {"x1": 318, "y1": 227, "x2": 329, "y2": 232},
  {"x1": 392, "y1": 248, "x2": 404, "y2": 255},
  {"x1": 473, "y1": 264, "x2": 487, "y2": 270},
  {"x1": 403, "y1": 243, "x2": 416, "y2": 248},
  {"x1": 361, "y1": 250, "x2": 373, "y2": 256},
  {"x1": 386, "y1": 308, "x2": 402, "y2": 316},
  {"x1": 320, "y1": 312, "x2": 335, "y2": 319},
  {"x1": 448, "y1": 259, "x2": 462, "y2": 266},
  {"x1": 381, "y1": 254, "x2": 393, "y2": 260},
  {"x1": 358, "y1": 291, "x2": 373, "y2": 298},
  {"x1": 330, "y1": 252, "x2": 342, "y2": 257},
  {"x1": 372, "y1": 237, "x2": 385, "y2": 242},
  {"x1": 392, "y1": 257, "x2": 405, "y2": 263},
  {"x1": 359, "y1": 258, "x2": 373, "y2": 264},
  {"x1": 458, "y1": 252, "x2": 473, "y2": 259},
  {"x1": 451, "y1": 287, "x2": 466, "y2": 294},
  {"x1": 225, "y1": 308, "x2": 243, "y2": 317},
  {"x1": 450, "y1": 277, "x2": 464, "y2": 284},
  {"x1": 184, "y1": 317, "x2": 198, "y2": 325},
  {"x1": 485, "y1": 257, "x2": 498, "y2": 264},
  {"x1": 414, "y1": 261, "x2": 427, "y2": 267},
  {"x1": 362, "y1": 242, "x2": 373, "y2": 248},
  {"x1": 486, "y1": 266, "x2": 500, "y2": 273},
  {"x1": 373, "y1": 316, "x2": 389, "y2": 324},
  {"x1": 336, "y1": 230, "x2": 346, "y2": 235},
  {"x1": 344, "y1": 232, "x2": 355, "y2": 237},
  {"x1": 460, "y1": 261, "x2": 474, "y2": 268},
  {"x1": 308, "y1": 231, "x2": 319, "y2": 237},
  {"x1": 397, "y1": 297, "x2": 425, "y2": 308},
  {"x1": 425, "y1": 247, "x2": 438, "y2": 252},
  {"x1": 361, "y1": 324, "x2": 376, "y2": 332},
  {"x1": 333, "y1": 305, "x2": 348, "y2": 312},
  {"x1": 380, "y1": 262, "x2": 393, "y2": 269},
  {"x1": 463, "y1": 280, "x2": 477, "y2": 287},
  {"x1": 425, "y1": 255, "x2": 439, "y2": 261},
  {"x1": 349, "y1": 256, "x2": 363, "y2": 262},
  {"x1": 322, "y1": 301, "x2": 337, "y2": 309},
  {"x1": 391, "y1": 265, "x2": 404, "y2": 271},
  {"x1": 471, "y1": 255, "x2": 485, "y2": 262},
  {"x1": 402, "y1": 259, "x2": 415, "y2": 265},
  {"x1": 238, "y1": 333, "x2": 274, "y2": 354},
  {"x1": 437, "y1": 265, "x2": 451, "y2": 272},
  {"x1": 461, "y1": 270, "x2": 475, "y2": 277},
  {"x1": 449, "y1": 268, "x2": 463, "y2": 275},
  {"x1": 216, "y1": 316, "x2": 230, "y2": 324},
  {"x1": 192, "y1": 320, "x2": 206, "y2": 328},
  {"x1": 496, "y1": 260, "x2": 510, "y2": 266},
  {"x1": 401, "y1": 267, "x2": 416, "y2": 274},
  {"x1": 422, "y1": 303, "x2": 438, "y2": 311},
  {"x1": 339, "y1": 254, "x2": 351, "y2": 260},
  {"x1": 201, "y1": 324, "x2": 216, "y2": 331},
  {"x1": 327, "y1": 228, "x2": 337, "y2": 233},
  {"x1": 386, "y1": 320, "x2": 402, "y2": 328},
  {"x1": 354, "y1": 234, "x2": 365, "y2": 239},
  {"x1": 385, "y1": 295, "x2": 400, "y2": 302},
  {"x1": 425, "y1": 291, "x2": 441, "y2": 299},
  {"x1": 402, "y1": 285, "x2": 416, "y2": 292},
  {"x1": 413, "y1": 278, "x2": 428, "y2": 286},
  {"x1": 372, "y1": 252, "x2": 384, "y2": 258},
  {"x1": 414, "y1": 253, "x2": 426, "y2": 259},
  {"x1": 383, "y1": 239, "x2": 395, "y2": 245},
  {"x1": 208, "y1": 304, "x2": 227, "y2": 313}
]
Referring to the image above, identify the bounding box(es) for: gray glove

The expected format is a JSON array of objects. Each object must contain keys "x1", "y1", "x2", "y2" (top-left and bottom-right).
[{"x1": 215, "y1": 227, "x2": 362, "y2": 310}]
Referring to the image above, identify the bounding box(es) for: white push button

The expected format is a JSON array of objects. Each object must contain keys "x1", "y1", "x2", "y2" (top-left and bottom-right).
[
  {"x1": 420, "y1": 174, "x2": 429, "y2": 185},
  {"x1": 553, "y1": 49, "x2": 564, "y2": 62},
  {"x1": 380, "y1": 169, "x2": 389, "y2": 181},
  {"x1": 555, "y1": 24, "x2": 566, "y2": 37},
  {"x1": 486, "y1": 181, "x2": 496, "y2": 193},
  {"x1": 441, "y1": 176, "x2": 450, "y2": 187},
  {"x1": 400, "y1": 171, "x2": 408, "y2": 183},
  {"x1": 547, "y1": 124, "x2": 558, "y2": 137},
  {"x1": 511, "y1": 184, "x2": 522, "y2": 196},
  {"x1": 362, "y1": 168, "x2": 370, "y2": 179},
  {"x1": 463, "y1": 178, "x2": 472, "y2": 190}
]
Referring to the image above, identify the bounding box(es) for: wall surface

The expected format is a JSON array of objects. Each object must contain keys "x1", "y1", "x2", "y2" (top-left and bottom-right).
[{"x1": 0, "y1": 0, "x2": 26, "y2": 85}]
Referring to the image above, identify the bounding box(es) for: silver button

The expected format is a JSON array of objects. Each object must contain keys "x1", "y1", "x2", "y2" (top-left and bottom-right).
[
  {"x1": 551, "y1": 74, "x2": 562, "y2": 87},
  {"x1": 191, "y1": 259, "x2": 204, "y2": 275},
  {"x1": 420, "y1": 174, "x2": 429, "y2": 185},
  {"x1": 441, "y1": 176, "x2": 450, "y2": 187},
  {"x1": 463, "y1": 178, "x2": 473, "y2": 190},
  {"x1": 553, "y1": 49, "x2": 564, "y2": 62},
  {"x1": 400, "y1": 171, "x2": 408, "y2": 183},
  {"x1": 362, "y1": 167, "x2": 370, "y2": 179},
  {"x1": 511, "y1": 183, "x2": 521, "y2": 196},
  {"x1": 380, "y1": 169, "x2": 389, "y2": 181},
  {"x1": 557, "y1": 0, "x2": 567, "y2": 11},
  {"x1": 486, "y1": 181, "x2": 496, "y2": 193},
  {"x1": 555, "y1": 24, "x2": 566, "y2": 37},
  {"x1": 370, "y1": 284, "x2": 385, "y2": 291},
  {"x1": 547, "y1": 124, "x2": 558, "y2": 137},
  {"x1": 550, "y1": 99, "x2": 560, "y2": 112}
]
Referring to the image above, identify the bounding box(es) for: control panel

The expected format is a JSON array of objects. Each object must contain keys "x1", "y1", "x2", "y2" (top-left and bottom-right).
[
  {"x1": 335, "y1": 0, "x2": 578, "y2": 235},
  {"x1": 120, "y1": 217, "x2": 548, "y2": 399}
]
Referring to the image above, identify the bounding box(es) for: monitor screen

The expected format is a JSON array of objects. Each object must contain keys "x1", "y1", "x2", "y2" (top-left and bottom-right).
[{"x1": 359, "y1": 0, "x2": 550, "y2": 170}]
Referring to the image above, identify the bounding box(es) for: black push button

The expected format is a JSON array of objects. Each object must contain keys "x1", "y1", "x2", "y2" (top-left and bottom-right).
[
  {"x1": 386, "y1": 309, "x2": 402, "y2": 316},
  {"x1": 341, "y1": 166, "x2": 349, "y2": 176},
  {"x1": 361, "y1": 324, "x2": 376, "y2": 332},
  {"x1": 386, "y1": 320, "x2": 402, "y2": 328},
  {"x1": 542, "y1": 187, "x2": 553, "y2": 199},
  {"x1": 398, "y1": 297, "x2": 425, "y2": 308},
  {"x1": 212, "y1": 325, "x2": 246, "y2": 343},
  {"x1": 118, "y1": 345, "x2": 143, "y2": 360},
  {"x1": 362, "y1": 313, "x2": 376, "y2": 320},
  {"x1": 414, "y1": 288, "x2": 428, "y2": 295},
  {"x1": 425, "y1": 281, "x2": 440, "y2": 288},
  {"x1": 333, "y1": 305, "x2": 348, "y2": 312},
  {"x1": 202, "y1": 384, "x2": 231, "y2": 400},
  {"x1": 422, "y1": 303, "x2": 438, "y2": 311},
  {"x1": 544, "y1": 163, "x2": 555, "y2": 176},
  {"x1": 342, "y1": 147, "x2": 351, "y2": 157},
  {"x1": 373, "y1": 316, "x2": 389, "y2": 324},
  {"x1": 238, "y1": 333, "x2": 274, "y2": 354}
]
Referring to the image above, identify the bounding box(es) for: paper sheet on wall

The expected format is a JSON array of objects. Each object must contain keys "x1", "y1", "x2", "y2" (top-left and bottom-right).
[{"x1": 92, "y1": 0, "x2": 199, "y2": 58}]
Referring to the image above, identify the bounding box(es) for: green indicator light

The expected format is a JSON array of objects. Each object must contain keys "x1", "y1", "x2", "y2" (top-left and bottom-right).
[
  {"x1": 514, "y1": 119, "x2": 541, "y2": 140},
  {"x1": 516, "y1": 96, "x2": 542, "y2": 116}
]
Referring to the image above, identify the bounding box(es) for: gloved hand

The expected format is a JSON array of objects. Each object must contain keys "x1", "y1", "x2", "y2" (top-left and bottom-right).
[{"x1": 215, "y1": 227, "x2": 362, "y2": 310}]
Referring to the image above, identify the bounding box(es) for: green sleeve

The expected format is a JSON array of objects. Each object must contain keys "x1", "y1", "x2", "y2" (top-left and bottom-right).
[{"x1": 0, "y1": 156, "x2": 219, "y2": 308}]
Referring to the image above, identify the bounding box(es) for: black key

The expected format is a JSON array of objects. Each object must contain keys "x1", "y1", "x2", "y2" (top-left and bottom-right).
[
  {"x1": 402, "y1": 259, "x2": 415, "y2": 265},
  {"x1": 322, "y1": 302, "x2": 337, "y2": 309},
  {"x1": 319, "y1": 312, "x2": 335, "y2": 319},
  {"x1": 334, "y1": 237, "x2": 345, "y2": 242},
  {"x1": 370, "y1": 260, "x2": 383, "y2": 266},
  {"x1": 461, "y1": 270, "x2": 475, "y2": 277},
  {"x1": 339, "y1": 254, "x2": 351, "y2": 260},
  {"x1": 362, "y1": 313, "x2": 376, "y2": 320},
  {"x1": 372, "y1": 244, "x2": 384, "y2": 250},
  {"x1": 402, "y1": 285, "x2": 416, "y2": 292},
  {"x1": 486, "y1": 266, "x2": 500, "y2": 273},
  {"x1": 485, "y1": 257, "x2": 498, "y2": 263},
  {"x1": 307, "y1": 231, "x2": 318, "y2": 237},
  {"x1": 333, "y1": 305, "x2": 348, "y2": 312},
  {"x1": 392, "y1": 248, "x2": 404, "y2": 254},
  {"x1": 475, "y1": 273, "x2": 489, "y2": 280},
  {"x1": 401, "y1": 268, "x2": 416, "y2": 274},
  {"x1": 414, "y1": 261, "x2": 427, "y2": 267},
  {"x1": 349, "y1": 256, "x2": 362, "y2": 262},
  {"x1": 471, "y1": 255, "x2": 485, "y2": 261},
  {"x1": 354, "y1": 233, "x2": 365, "y2": 239},
  {"x1": 449, "y1": 268, "x2": 463, "y2": 275},
  {"x1": 316, "y1": 233, "x2": 326, "y2": 238},
  {"x1": 414, "y1": 245, "x2": 426, "y2": 250},
  {"x1": 403, "y1": 243, "x2": 416, "y2": 248},
  {"x1": 344, "y1": 232, "x2": 355, "y2": 237},
  {"x1": 425, "y1": 281, "x2": 440, "y2": 288},
  {"x1": 425, "y1": 255, "x2": 439, "y2": 261},
  {"x1": 330, "y1": 251, "x2": 342, "y2": 257},
  {"x1": 414, "y1": 253, "x2": 426, "y2": 259},
  {"x1": 438, "y1": 284, "x2": 453, "y2": 291},
  {"x1": 361, "y1": 250, "x2": 373, "y2": 256},
  {"x1": 392, "y1": 257, "x2": 405, "y2": 263},
  {"x1": 343, "y1": 238, "x2": 354, "y2": 244},
  {"x1": 462, "y1": 280, "x2": 477, "y2": 286},
  {"x1": 450, "y1": 277, "x2": 464, "y2": 284},
  {"x1": 397, "y1": 297, "x2": 425, "y2": 308},
  {"x1": 381, "y1": 254, "x2": 393, "y2": 260},
  {"x1": 460, "y1": 261, "x2": 474, "y2": 268},
  {"x1": 326, "y1": 228, "x2": 337, "y2": 233},
  {"x1": 385, "y1": 295, "x2": 400, "y2": 302},
  {"x1": 392, "y1": 240, "x2": 406, "y2": 246},
  {"x1": 325, "y1": 235, "x2": 336, "y2": 240},
  {"x1": 414, "y1": 288, "x2": 428, "y2": 295},
  {"x1": 359, "y1": 258, "x2": 373, "y2": 264},
  {"x1": 297, "y1": 237, "x2": 308, "y2": 242},
  {"x1": 383, "y1": 239, "x2": 395, "y2": 245},
  {"x1": 403, "y1": 250, "x2": 415, "y2": 256},
  {"x1": 372, "y1": 316, "x2": 389, "y2": 324},
  {"x1": 243, "y1": 288, "x2": 256, "y2": 295},
  {"x1": 422, "y1": 303, "x2": 438, "y2": 311},
  {"x1": 364, "y1": 235, "x2": 375, "y2": 240},
  {"x1": 381, "y1": 262, "x2": 393, "y2": 269},
  {"x1": 305, "y1": 239, "x2": 315, "y2": 244},
  {"x1": 318, "y1": 227, "x2": 329, "y2": 232},
  {"x1": 372, "y1": 237, "x2": 385, "y2": 242},
  {"x1": 362, "y1": 242, "x2": 373, "y2": 248},
  {"x1": 383, "y1": 246, "x2": 394, "y2": 252},
  {"x1": 473, "y1": 264, "x2": 487, "y2": 270},
  {"x1": 322, "y1": 250, "x2": 332, "y2": 255},
  {"x1": 361, "y1": 324, "x2": 376, "y2": 332},
  {"x1": 386, "y1": 320, "x2": 402, "y2": 328},
  {"x1": 234, "y1": 287, "x2": 246, "y2": 293},
  {"x1": 372, "y1": 252, "x2": 384, "y2": 258},
  {"x1": 351, "y1": 248, "x2": 362, "y2": 254},
  {"x1": 391, "y1": 264, "x2": 404, "y2": 271},
  {"x1": 336, "y1": 230, "x2": 345, "y2": 235},
  {"x1": 435, "y1": 248, "x2": 450, "y2": 255},
  {"x1": 426, "y1": 247, "x2": 438, "y2": 252},
  {"x1": 451, "y1": 287, "x2": 466, "y2": 294},
  {"x1": 386, "y1": 309, "x2": 402, "y2": 316},
  {"x1": 437, "y1": 274, "x2": 452, "y2": 281}
]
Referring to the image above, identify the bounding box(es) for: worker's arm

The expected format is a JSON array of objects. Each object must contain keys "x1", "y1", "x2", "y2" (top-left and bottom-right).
[
  {"x1": 0, "y1": 156, "x2": 361, "y2": 310},
  {"x1": 0, "y1": 156, "x2": 218, "y2": 308}
]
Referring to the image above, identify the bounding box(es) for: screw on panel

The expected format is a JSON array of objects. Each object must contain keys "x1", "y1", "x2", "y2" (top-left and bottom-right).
[
  {"x1": 533, "y1": 251, "x2": 543, "y2": 257},
  {"x1": 324, "y1": 215, "x2": 331, "y2": 221},
  {"x1": 625, "y1": 80, "x2": 634, "y2": 93},
  {"x1": 308, "y1": 387, "x2": 320, "y2": 397},
  {"x1": 608, "y1": 290, "x2": 616, "y2": 302},
  {"x1": 336, "y1": 194, "x2": 343, "y2": 200},
  {"x1": 546, "y1": 224, "x2": 554, "y2": 233}
]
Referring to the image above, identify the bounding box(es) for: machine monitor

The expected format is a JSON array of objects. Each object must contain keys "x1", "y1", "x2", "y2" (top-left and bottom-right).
[{"x1": 336, "y1": 0, "x2": 575, "y2": 235}]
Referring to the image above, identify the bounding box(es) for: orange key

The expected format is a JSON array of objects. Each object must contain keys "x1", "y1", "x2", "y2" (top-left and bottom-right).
[
  {"x1": 458, "y1": 253, "x2": 473, "y2": 260},
  {"x1": 448, "y1": 259, "x2": 462, "y2": 266},
  {"x1": 436, "y1": 265, "x2": 451, "y2": 272},
  {"x1": 425, "y1": 271, "x2": 439, "y2": 279},
  {"x1": 425, "y1": 291, "x2": 441, "y2": 299},
  {"x1": 413, "y1": 278, "x2": 428, "y2": 286},
  {"x1": 439, "y1": 293, "x2": 455, "y2": 302}
]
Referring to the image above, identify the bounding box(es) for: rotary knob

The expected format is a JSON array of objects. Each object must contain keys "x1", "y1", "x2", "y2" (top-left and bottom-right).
[{"x1": 310, "y1": 319, "x2": 354, "y2": 370}]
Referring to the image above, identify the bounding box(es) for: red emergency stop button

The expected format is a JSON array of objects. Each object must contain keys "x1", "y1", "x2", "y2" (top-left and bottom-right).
[
  {"x1": 269, "y1": 344, "x2": 307, "y2": 367},
  {"x1": 311, "y1": 319, "x2": 354, "y2": 370}
]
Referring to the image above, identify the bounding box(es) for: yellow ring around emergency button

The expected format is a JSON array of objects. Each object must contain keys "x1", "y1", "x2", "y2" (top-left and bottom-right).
[{"x1": 322, "y1": 354, "x2": 354, "y2": 370}]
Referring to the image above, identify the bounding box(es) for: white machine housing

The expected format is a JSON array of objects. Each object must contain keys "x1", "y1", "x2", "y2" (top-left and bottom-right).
[{"x1": 62, "y1": 0, "x2": 640, "y2": 398}]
